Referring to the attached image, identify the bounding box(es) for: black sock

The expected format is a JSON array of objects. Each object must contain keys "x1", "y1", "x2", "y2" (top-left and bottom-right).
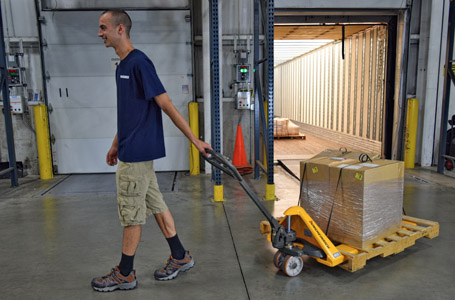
[
  {"x1": 118, "y1": 253, "x2": 135, "y2": 276},
  {"x1": 166, "y1": 234, "x2": 186, "y2": 260}
]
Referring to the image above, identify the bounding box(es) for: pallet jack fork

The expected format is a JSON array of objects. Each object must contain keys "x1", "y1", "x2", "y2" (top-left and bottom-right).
[{"x1": 203, "y1": 149, "x2": 345, "y2": 277}]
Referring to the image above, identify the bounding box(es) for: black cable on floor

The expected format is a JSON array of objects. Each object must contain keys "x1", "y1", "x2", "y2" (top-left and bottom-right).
[
  {"x1": 275, "y1": 160, "x2": 300, "y2": 181},
  {"x1": 171, "y1": 171, "x2": 178, "y2": 192},
  {"x1": 40, "y1": 174, "x2": 71, "y2": 196},
  {"x1": 222, "y1": 203, "x2": 251, "y2": 300}
]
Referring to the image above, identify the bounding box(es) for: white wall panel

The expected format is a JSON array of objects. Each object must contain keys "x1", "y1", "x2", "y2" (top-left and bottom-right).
[
  {"x1": 47, "y1": 77, "x2": 116, "y2": 109},
  {"x1": 54, "y1": 137, "x2": 188, "y2": 174},
  {"x1": 41, "y1": 10, "x2": 192, "y2": 173},
  {"x1": 50, "y1": 108, "x2": 116, "y2": 139},
  {"x1": 44, "y1": 44, "x2": 191, "y2": 76},
  {"x1": 41, "y1": 0, "x2": 189, "y2": 10},
  {"x1": 53, "y1": 138, "x2": 117, "y2": 174},
  {"x1": 1, "y1": 0, "x2": 38, "y2": 38}
]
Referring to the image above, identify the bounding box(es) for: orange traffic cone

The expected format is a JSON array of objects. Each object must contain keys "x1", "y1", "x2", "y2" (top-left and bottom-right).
[{"x1": 232, "y1": 125, "x2": 253, "y2": 175}]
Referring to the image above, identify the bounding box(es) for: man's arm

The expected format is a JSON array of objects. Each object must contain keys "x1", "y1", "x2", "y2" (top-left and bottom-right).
[
  {"x1": 154, "y1": 93, "x2": 211, "y2": 156},
  {"x1": 106, "y1": 133, "x2": 118, "y2": 166}
]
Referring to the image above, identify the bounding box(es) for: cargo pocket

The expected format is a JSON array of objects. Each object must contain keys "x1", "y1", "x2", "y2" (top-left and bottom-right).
[
  {"x1": 117, "y1": 175, "x2": 145, "y2": 225},
  {"x1": 118, "y1": 204, "x2": 139, "y2": 224},
  {"x1": 118, "y1": 175, "x2": 142, "y2": 197}
]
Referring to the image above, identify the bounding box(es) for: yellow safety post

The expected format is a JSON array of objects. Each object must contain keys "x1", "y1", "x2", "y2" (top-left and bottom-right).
[
  {"x1": 34, "y1": 104, "x2": 53, "y2": 179},
  {"x1": 263, "y1": 100, "x2": 276, "y2": 201},
  {"x1": 188, "y1": 102, "x2": 200, "y2": 175},
  {"x1": 405, "y1": 98, "x2": 419, "y2": 168},
  {"x1": 213, "y1": 184, "x2": 224, "y2": 202},
  {"x1": 265, "y1": 183, "x2": 276, "y2": 201}
]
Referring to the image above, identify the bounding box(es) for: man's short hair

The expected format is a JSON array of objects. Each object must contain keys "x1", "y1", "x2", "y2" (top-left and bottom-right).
[{"x1": 101, "y1": 10, "x2": 132, "y2": 37}]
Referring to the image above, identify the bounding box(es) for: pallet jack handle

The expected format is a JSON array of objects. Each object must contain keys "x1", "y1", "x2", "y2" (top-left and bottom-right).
[
  {"x1": 203, "y1": 148, "x2": 243, "y2": 181},
  {"x1": 203, "y1": 149, "x2": 291, "y2": 249}
]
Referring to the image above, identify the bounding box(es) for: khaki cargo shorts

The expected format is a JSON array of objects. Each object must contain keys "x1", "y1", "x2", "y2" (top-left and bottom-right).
[{"x1": 116, "y1": 160, "x2": 168, "y2": 227}]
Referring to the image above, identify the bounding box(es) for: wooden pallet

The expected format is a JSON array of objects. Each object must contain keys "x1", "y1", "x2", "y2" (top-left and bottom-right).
[
  {"x1": 338, "y1": 215, "x2": 439, "y2": 272},
  {"x1": 274, "y1": 134, "x2": 306, "y2": 140},
  {"x1": 260, "y1": 215, "x2": 439, "y2": 272}
]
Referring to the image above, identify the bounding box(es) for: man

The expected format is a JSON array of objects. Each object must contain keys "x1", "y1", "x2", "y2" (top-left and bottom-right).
[{"x1": 91, "y1": 10, "x2": 211, "y2": 292}]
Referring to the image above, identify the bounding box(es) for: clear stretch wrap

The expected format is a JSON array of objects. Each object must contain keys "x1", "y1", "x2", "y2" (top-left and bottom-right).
[{"x1": 300, "y1": 157, "x2": 404, "y2": 249}]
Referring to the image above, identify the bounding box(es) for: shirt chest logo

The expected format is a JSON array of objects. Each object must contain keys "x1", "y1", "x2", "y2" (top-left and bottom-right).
[{"x1": 120, "y1": 75, "x2": 130, "y2": 79}]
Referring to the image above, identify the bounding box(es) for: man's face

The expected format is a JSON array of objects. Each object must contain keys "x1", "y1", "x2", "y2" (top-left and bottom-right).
[{"x1": 98, "y1": 13, "x2": 118, "y2": 48}]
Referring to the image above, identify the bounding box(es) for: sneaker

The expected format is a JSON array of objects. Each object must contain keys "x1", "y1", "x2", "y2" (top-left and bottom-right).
[
  {"x1": 91, "y1": 266, "x2": 137, "y2": 292},
  {"x1": 154, "y1": 250, "x2": 195, "y2": 281}
]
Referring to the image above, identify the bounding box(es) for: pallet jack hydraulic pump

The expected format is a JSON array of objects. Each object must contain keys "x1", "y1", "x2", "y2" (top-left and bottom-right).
[{"x1": 203, "y1": 149, "x2": 345, "y2": 277}]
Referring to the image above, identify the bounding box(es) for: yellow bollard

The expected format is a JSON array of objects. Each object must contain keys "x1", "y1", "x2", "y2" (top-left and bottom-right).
[
  {"x1": 188, "y1": 102, "x2": 200, "y2": 175},
  {"x1": 405, "y1": 98, "x2": 419, "y2": 169},
  {"x1": 34, "y1": 104, "x2": 53, "y2": 179},
  {"x1": 213, "y1": 184, "x2": 224, "y2": 202},
  {"x1": 265, "y1": 183, "x2": 276, "y2": 201}
]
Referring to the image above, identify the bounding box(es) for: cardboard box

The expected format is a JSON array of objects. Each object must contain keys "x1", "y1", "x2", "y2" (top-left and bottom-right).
[
  {"x1": 274, "y1": 118, "x2": 300, "y2": 137},
  {"x1": 299, "y1": 157, "x2": 404, "y2": 249},
  {"x1": 309, "y1": 149, "x2": 381, "y2": 161},
  {"x1": 299, "y1": 157, "x2": 349, "y2": 231}
]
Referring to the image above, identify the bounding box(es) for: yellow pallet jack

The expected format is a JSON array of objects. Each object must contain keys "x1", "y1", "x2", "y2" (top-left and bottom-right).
[
  {"x1": 204, "y1": 149, "x2": 346, "y2": 277},
  {"x1": 204, "y1": 150, "x2": 439, "y2": 276}
]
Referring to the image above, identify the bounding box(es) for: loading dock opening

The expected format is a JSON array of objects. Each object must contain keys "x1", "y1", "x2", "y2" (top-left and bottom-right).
[{"x1": 273, "y1": 13, "x2": 401, "y2": 161}]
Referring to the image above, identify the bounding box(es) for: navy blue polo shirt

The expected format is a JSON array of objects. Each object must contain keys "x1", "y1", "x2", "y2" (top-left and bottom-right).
[{"x1": 115, "y1": 49, "x2": 166, "y2": 162}]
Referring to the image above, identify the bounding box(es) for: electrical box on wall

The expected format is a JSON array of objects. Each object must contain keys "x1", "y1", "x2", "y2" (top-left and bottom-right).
[
  {"x1": 235, "y1": 64, "x2": 251, "y2": 83},
  {"x1": 8, "y1": 68, "x2": 22, "y2": 86},
  {"x1": 236, "y1": 90, "x2": 251, "y2": 109},
  {"x1": 10, "y1": 95, "x2": 23, "y2": 113}
]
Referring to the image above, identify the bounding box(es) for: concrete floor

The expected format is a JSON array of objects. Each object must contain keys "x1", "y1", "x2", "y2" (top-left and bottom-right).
[{"x1": 0, "y1": 165, "x2": 454, "y2": 300}]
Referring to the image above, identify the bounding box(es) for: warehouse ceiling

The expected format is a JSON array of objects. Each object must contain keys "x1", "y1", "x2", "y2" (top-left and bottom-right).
[
  {"x1": 274, "y1": 24, "x2": 374, "y2": 66},
  {"x1": 275, "y1": 25, "x2": 373, "y2": 40}
]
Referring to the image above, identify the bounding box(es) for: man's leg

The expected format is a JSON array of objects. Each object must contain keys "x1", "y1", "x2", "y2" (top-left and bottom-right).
[
  {"x1": 153, "y1": 209, "x2": 194, "y2": 281},
  {"x1": 117, "y1": 225, "x2": 141, "y2": 278},
  {"x1": 90, "y1": 224, "x2": 139, "y2": 292},
  {"x1": 91, "y1": 161, "x2": 146, "y2": 292},
  {"x1": 154, "y1": 209, "x2": 176, "y2": 238},
  {"x1": 123, "y1": 225, "x2": 142, "y2": 255}
]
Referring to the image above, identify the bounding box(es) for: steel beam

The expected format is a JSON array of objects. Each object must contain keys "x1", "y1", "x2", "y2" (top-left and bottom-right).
[
  {"x1": 0, "y1": 4, "x2": 19, "y2": 187},
  {"x1": 210, "y1": 0, "x2": 221, "y2": 185},
  {"x1": 266, "y1": 0, "x2": 275, "y2": 185},
  {"x1": 254, "y1": 0, "x2": 261, "y2": 179},
  {"x1": 437, "y1": 0, "x2": 455, "y2": 174}
]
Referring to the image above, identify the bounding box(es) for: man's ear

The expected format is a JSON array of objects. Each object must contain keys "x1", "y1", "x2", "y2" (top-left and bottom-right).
[{"x1": 117, "y1": 24, "x2": 125, "y2": 35}]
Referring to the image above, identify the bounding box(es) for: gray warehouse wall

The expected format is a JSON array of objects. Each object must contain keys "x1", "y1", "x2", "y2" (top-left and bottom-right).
[
  {"x1": 0, "y1": 0, "x2": 42, "y2": 176},
  {"x1": 1, "y1": 0, "x2": 453, "y2": 176}
]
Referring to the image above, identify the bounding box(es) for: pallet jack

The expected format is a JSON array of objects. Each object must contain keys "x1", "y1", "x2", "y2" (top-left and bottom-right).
[{"x1": 203, "y1": 149, "x2": 346, "y2": 277}]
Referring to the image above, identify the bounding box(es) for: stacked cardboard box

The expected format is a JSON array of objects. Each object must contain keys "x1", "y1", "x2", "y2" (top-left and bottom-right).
[
  {"x1": 299, "y1": 153, "x2": 404, "y2": 249},
  {"x1": 274, "y1": 118, "x2": 300, "y2": 137}
]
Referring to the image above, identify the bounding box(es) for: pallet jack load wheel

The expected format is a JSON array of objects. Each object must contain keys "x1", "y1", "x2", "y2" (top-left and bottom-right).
[
  {"x1": 446, "y1": 158, "x2": 454, "y2": 171},
  {"x1": 281, "y1": 255, "x2": 304, "y2": 277},
  {"x1": 273, "y1": 250, "x2": 286, "y2": 268}
]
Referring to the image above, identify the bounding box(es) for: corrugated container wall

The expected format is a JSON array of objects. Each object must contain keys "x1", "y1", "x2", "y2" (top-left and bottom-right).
[{"x1": 275, "y1": 25, "x2": 388, "y2": 143}]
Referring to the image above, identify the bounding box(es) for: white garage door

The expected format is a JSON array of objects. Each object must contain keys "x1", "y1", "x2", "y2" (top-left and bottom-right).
[{"x1": 40, "y1": 10, "x2": 192, "y2": 173}]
